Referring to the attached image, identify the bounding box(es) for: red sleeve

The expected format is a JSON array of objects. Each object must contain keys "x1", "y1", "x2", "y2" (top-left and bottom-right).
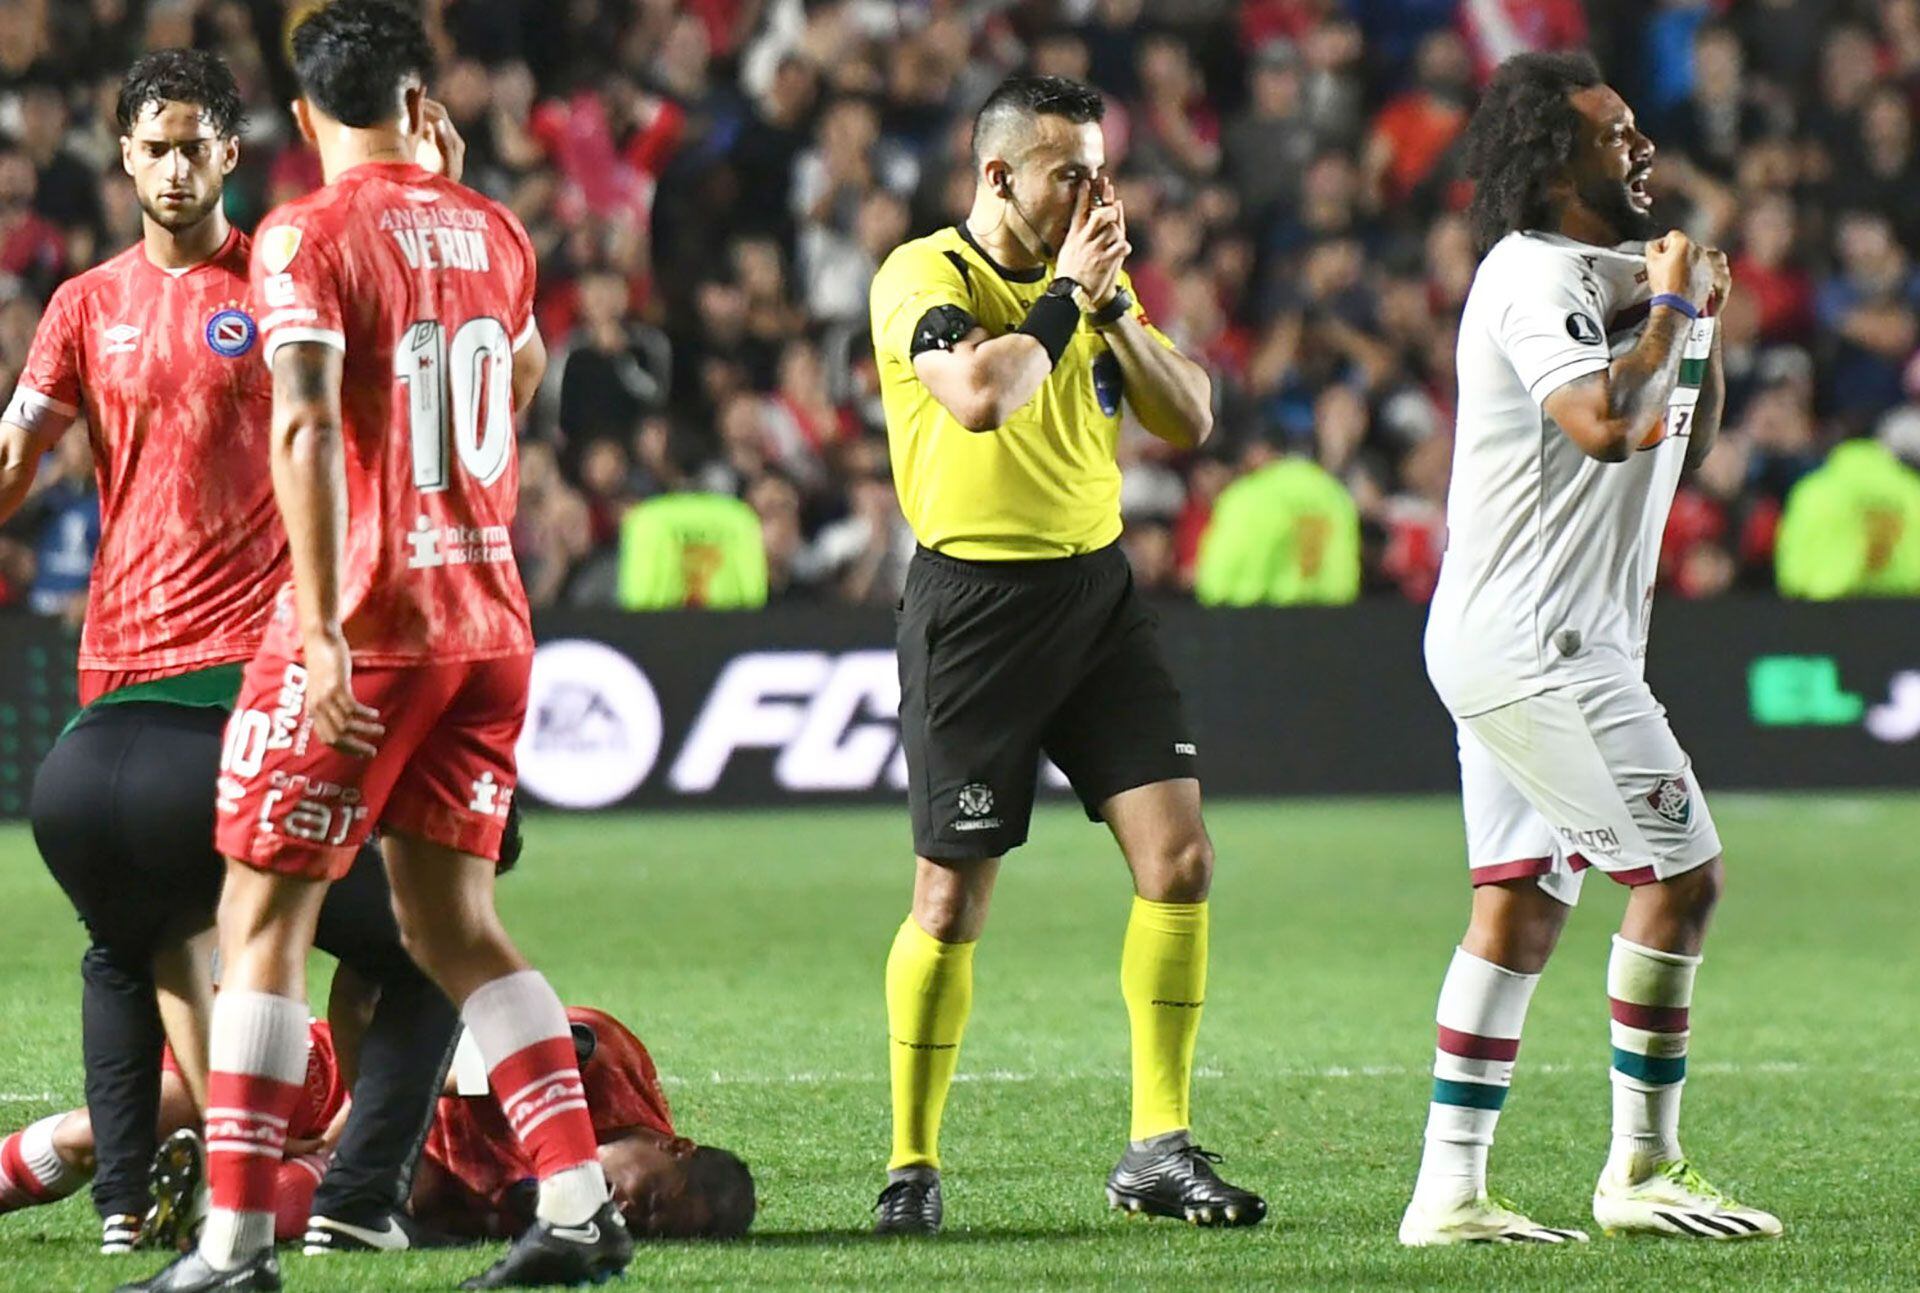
[
  {"x1": 568, "y1": 1008, "x2": 673, "y2": 1139},
  {"x1": 4, "y1": 282, "x2": 82, "y2": 445},
  {"x1": 252, "y1": 209, "x2": 348, "y2": 368}
]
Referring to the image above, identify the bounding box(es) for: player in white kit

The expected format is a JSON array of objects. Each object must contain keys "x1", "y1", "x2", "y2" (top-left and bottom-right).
[{"x1": 1399, "y1": 52, "x2": 1782, "y2": 1246}]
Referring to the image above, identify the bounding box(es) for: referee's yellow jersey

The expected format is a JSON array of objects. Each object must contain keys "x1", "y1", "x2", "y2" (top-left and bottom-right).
[{"x1": 869, "y1": 224, "x2": 1175, "y2": 561}]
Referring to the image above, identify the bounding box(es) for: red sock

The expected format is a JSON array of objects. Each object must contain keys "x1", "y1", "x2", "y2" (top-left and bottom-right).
[
  {"x1": 273, "y1": 1154, "x2": 326, "y2": 1242},
  {"x1": 0, "y1": 1118, "x2": 83, "y2": 1213},
  {"x1": 462, "y1": 971, "x2": 598, "y2": 1179},
  {"x1": 203, "y1": 992, "x2": 309, "y2": 1217}
]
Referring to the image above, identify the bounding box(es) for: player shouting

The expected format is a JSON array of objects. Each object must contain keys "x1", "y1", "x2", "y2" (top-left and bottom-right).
[
  {"x1": 0, "y1": 49, "x2": 458, "y2": 1258},
  {"x1": 123, "y1": 3, "x2": 626, "y2": 1289},
  {"x1": 1401, "y1": 52, "x2": 1781, "y2": 1245}
]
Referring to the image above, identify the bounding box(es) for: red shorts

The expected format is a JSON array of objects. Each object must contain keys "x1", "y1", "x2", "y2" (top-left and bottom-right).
[{"x1": 214, "y1": 652, "x2": 529, "y2": 880}]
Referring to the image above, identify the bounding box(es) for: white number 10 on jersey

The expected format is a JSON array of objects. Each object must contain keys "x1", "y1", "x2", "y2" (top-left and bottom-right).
[{"x1": 398, "y1": 317, "x2": 514, "y2": 492}]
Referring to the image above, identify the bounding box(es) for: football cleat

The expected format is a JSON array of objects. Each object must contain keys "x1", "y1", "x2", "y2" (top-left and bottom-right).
[
  {"x1": 1399, "y1": 1193, "x2": 1590, "y2": 1246},
  {"x1": 113, "y1": 1248, "x2": 280, "y2": 1292},
  {"x1": 143, "y1": 1129, "x2": 207, "y2": 1252},
  {"x1": 459, "y1": 1199, "x2": 632, "y2": 1289},
  {"x1": 304, "y1": 1208, "x2": 462, "y2": 1254},
  {"x1": 1592, "y1": 1159, "x2": 1782, "y2": 1240},
  {"x1": 873, "y1": 1173, "x2": 942, "y2": 1236},
  {"x1": 100, "y1": 1212, "x2": 143, "y2": 1254},
  {"x1": 1105, "y1": 1140, "x2": 1266, "y2": 1227}
]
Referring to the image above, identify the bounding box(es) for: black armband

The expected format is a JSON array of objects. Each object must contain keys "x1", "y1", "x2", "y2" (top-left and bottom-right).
[
  {"x1": 1016, "y1": 290, "x2": 1081, "y2": 368},
  {"x1": 910, "y1": 303, "x2": 976, "y2": 357}
]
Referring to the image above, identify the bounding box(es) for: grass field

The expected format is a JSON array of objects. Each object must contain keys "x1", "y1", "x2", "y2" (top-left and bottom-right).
[{"x1": 0, "y1": 794, "x2": 1916, "y2": 1290}]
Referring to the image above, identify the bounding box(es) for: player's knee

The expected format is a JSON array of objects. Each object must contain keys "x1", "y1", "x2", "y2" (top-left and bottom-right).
[
  {"x1": 52, "y1": 1111, "x2": 95, "y2": 1175},
  {"x1": 1670, "y1": 855, "x2": 1724, "y2": 923}
]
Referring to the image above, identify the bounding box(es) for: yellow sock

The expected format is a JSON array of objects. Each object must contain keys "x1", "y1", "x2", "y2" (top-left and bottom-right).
[
  {"x1": 885, "y1": 917, "x2": 975, "y2": 1172},
  {"x1": 1121, "y1": 897, "x2": 1209, "y2": 1143}
]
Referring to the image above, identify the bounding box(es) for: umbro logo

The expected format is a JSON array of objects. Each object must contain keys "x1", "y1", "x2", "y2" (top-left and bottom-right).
[{"x1": 102, "y1": 322, "x2": 140, "y2": 354}]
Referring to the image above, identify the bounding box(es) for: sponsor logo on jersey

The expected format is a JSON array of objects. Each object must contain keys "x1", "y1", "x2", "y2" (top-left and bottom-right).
[
  {"x1": 101, "y1": 322, "x2": 140, "y2": 355},
  {"x1": 205, "y1": 307, "x2": 257, "y2": 357},
  {"x1": 1564, "y1": 311, "x2": 1603, "y2": 345},
  {"x1": 1645, "y1": 775, "x2": 1693, "y2": 827},
  {"x1": 259, "y1": 225, "x2": 303, "y2": 274}
]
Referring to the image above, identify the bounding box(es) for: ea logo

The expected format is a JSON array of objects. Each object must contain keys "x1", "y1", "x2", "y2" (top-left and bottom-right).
[
  {"x1": 1565, "y1": 312, "x2": 1602, "y2": 345},
  {"x1": 515, "y1": 640, "x2": 663, "y2": 808},
  {"x1": 205, "y1": 308, "x2": 257, "y2": 358}
]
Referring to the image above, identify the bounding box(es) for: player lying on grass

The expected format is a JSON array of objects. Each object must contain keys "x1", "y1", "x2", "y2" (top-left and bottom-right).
[{"x1": 1, "y1": 1001, "x2": 753, "y2": 1249}]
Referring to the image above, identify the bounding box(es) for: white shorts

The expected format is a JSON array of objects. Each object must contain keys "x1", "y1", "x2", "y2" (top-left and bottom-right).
[{"x1": 1454, "y1": 670, "x2": 1722, "y2": 906}]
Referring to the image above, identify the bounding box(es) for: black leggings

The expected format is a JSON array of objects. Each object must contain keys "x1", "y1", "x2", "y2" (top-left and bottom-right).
[{"x1": 30, "y1": 702, "x2": 458, "y2": 1223}]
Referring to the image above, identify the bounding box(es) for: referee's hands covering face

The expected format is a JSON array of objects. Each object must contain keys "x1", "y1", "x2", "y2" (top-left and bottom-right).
[{"x1": 1055, "y1": 174, "x2": 1129, "y2": 308}]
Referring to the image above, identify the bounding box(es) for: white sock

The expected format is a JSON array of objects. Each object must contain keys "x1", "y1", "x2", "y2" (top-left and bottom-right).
[
  {"x1": 0, "y1": 1115, "x2": 86, "y2": 1212},
  {"x1": 1606, "y1": 936, "x2": 1699, "y2": 1181},
  {"x1": 1413, "y1": 947, "x2": 1540, "y2": 1210},
  {"x1": 536, "y1": 1161, "x2": 610, "y2": 1227},
  {"x1": 200, "y1": 990, "x2": 308, "y2": 1269}
]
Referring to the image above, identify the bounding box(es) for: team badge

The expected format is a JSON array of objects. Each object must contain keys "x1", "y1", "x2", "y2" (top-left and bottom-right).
[
  {"x1": 259, "y1": 225, "x2": 303, "y2": 274},
  {"x1": 1092, "y1": 350, "x2": 1123, "y2": 417},
  {"x1": 1646, "y1": 775, "x2": 1693, "y2": 827},
  {"x1": 1565, "y1": 312, "x2": 1602, "y2": 344},
  {"x1": 205, "y1": 308, "x2": 257, "y2": 357},
  {"x1": 957, "y1": 783, "x2": 994, "y2": 818}
]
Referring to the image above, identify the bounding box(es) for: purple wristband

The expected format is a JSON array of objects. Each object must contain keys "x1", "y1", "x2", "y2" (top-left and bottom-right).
[{"x1": 1648, "y1": 292, "x2": 1699, "y2": 320}]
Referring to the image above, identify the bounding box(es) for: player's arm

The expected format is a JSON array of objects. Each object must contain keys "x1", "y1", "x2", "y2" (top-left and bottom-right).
[
  {"x1": 512, "y1": 325, "x2": 546, "y2": 413},
  {"x1": 1541, "y1": 231, "x2": 1714, "y2": 462},
  {"x1": 268, "y1": 341, "x2": 383, "y2": 757},
  {"x1": 0, "y1": 421, "x2": 48, "y2": 523},
  {"x1": 1685, "y1": 251, "x2": 1732, "y2": 471},
  {"x1": 0, "y1": 291, "x2": 82, "y2": 522}
]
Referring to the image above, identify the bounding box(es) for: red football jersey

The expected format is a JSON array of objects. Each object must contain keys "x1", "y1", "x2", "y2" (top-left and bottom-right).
[
  {"x1": 163, "y1": 1019, "x2": 345, "y2": 1141},
  {"x1": 422, "y1": 1006, "x2": 673, "y2": 1214},
  {"x1": 249, "y1": 161, "x2": 537, "y2": 665},
  {"x1": 5, "y1": 228, "x2": 284, "y2": 690}
]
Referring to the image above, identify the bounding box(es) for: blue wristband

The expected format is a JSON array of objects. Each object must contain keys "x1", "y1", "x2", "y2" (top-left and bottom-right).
[{"x1": 1648, "y1": 292, "x2": 1699, "y2": 320}]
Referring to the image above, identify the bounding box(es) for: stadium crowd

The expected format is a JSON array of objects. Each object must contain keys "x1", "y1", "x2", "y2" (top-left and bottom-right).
[{"x1": 3, "y1": 0, "x2": 1920, "y2": 611}]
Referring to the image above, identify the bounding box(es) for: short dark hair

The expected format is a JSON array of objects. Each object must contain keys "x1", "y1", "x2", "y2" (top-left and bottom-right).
[
  {"x1": 972, "y1": 73, "x2": 1104, "y2": 166},
  {"x1": 683, "y1": 1146, "x2": 756, "y2": 1239},
  {"x1": 288, "y1": 0, "x2": 434, "y2": 130},
  {"x1": 116, "y1": 49, "x2": 245, "y2": 138},
  {"x1": 1463, "y1": 51, "x2": 1605, "y2": 254}
]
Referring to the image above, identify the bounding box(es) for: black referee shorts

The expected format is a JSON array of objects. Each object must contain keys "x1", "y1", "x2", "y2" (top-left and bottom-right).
[{"x1": 897, "y1": 542, "x2": 1198, "y2": 861}]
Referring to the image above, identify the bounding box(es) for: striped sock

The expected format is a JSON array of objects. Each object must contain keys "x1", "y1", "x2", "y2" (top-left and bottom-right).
[
  {"x1": 0, "y1": 1115, "x2": 85, "y2": 1213},
  {"x1": 1606, "y1": 935, "x2": 1698, "y2": 1181},
  {"x1": 461, "y1": 970, "x2": 606, "y2": 1226},
  {"x1": 201, "y1": 991, "x2": 309, "y2": 1269},
  {"x1": 1412, "y1": 947, "x2": 1540, "y2": 1210}
]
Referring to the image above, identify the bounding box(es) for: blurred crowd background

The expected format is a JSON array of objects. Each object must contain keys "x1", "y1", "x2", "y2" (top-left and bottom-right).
[{"x1": 5, "y1": 0, "x2": 1920, "y2": 616}]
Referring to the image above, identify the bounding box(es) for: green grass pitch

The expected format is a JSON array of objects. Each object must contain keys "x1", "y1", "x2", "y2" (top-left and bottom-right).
[{"x1": 0, "y1": 794, "x2": 1915, "y2": 1290}]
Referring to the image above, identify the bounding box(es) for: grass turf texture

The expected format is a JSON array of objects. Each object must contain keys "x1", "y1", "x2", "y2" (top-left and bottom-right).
[{"x1": 0, "y1": 794, "x2": 1914, "y2": 1291}]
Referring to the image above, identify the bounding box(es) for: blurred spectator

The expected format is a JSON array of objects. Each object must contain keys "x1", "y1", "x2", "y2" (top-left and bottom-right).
[
  {"x1": 1776, "y1": 437, "x2": 1920, "y2": 598},
  {"x1": 1193, "y1": 453, "x2": 1360, "y2": 606},
  {"x1": 3, "y1": 0, "x2": 1920, "y2": 614},
  {"x1": 617, "y1": 491, "x2": 767, "y2": 610}
]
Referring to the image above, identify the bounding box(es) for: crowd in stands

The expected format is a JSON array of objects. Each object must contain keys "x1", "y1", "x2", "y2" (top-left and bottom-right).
[{"x1": 5, "y1": 0, "x2": 1920, "y2": 613}]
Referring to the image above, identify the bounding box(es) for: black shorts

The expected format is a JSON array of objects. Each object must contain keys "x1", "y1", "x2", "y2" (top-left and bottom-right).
[{"x1": 897, "y1": 543, "x2": 1197, "y2": 860}]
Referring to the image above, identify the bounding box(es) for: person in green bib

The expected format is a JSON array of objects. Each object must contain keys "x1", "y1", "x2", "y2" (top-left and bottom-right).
[{"x1": 1775, "y1": 437, "x2": 1920, "y2": 598}]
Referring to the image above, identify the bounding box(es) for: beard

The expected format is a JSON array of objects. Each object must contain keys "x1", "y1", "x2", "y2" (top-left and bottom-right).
[
  {"x1": 1575, "y1": 171, "x2": 1660, "y2": 244},
  {"x1": 137, "y1": 189, "x2": 220, "y2": 232}
]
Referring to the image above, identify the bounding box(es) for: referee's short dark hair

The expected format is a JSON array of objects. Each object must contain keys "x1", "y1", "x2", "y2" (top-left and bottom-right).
[{"x1": 972, "y1": 74, "x2": 1104, "y2": 166}]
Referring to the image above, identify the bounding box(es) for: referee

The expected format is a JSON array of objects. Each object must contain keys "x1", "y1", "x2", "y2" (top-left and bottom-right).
[{"x1": 867, "y1": 74, "x2": 1265, "y2": 1235}]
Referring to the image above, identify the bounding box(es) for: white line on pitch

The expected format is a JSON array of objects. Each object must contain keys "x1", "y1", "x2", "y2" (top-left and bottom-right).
[{"x1": 666, "y1": 1060, "x2": 1804, "y2": 1087}]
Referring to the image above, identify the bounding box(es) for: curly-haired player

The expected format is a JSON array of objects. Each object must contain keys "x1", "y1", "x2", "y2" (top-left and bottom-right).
[{"x1": 1402, "y1": 51, "x2": 1780, "y2": 1246}]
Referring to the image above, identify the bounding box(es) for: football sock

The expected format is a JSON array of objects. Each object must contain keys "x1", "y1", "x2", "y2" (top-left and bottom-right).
[
  {"x1": 461, "y1": 970, "x2": 605, "y2": 1226},
  {"x1": 885, "y1": 917, "x2": 974, "y2": 1174},
  {"x1": 1414, "y1": 947, "x2": 1539, "y2": 1210},
  {"x1": 201, "y1": 990, "x2": 309, "y2": 1269},
  {"x1": 1120, "y1": 897, "x2": 1208, "y2": 1146},
  {"x1": 1606, "y1": 935, "x2": 1698, "y2": 1180},
  {"x1": 0, "y1": 1115, "x2": 86, "y2": 1212}
]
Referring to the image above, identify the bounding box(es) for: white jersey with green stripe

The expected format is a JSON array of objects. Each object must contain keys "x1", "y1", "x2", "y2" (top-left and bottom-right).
[{"x1": 1426, "y1": 230, "x2": 1714, "y2": 719}]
